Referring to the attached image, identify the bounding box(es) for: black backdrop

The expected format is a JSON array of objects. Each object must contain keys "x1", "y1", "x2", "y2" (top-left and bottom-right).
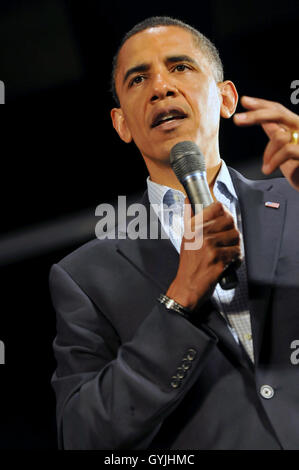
[{"x1": 0, "y1": 0, "x2": 298, "y2": 449}]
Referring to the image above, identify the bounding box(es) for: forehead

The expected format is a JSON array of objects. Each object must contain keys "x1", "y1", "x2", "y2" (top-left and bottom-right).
[{"x1": 116, "y1": 26, "x2": 206, "y2": 78}]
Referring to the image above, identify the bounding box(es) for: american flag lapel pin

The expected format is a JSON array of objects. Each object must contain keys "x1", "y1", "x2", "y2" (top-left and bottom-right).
[{"x1": 265, "y1": 201, "x2": 280, "y2": 209}]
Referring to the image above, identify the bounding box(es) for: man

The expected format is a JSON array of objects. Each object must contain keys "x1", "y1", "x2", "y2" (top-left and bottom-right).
[{"x1": 49, "y1": 17, "x2": 299, "y2": 449}]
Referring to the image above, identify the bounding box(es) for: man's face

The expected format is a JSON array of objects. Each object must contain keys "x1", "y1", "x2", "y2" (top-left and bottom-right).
[{"x1": 112, "y1": 26, "x2": 226, "y2": 166}]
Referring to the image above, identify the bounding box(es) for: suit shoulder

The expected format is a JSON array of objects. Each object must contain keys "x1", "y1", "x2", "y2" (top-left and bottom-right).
[
  {"x1": 56, "y1": 236, "x2": 120, "y2": 274},
  {"x1": 229, "y1": 167, "x2": 299, "y2": 200},
  {"x1": 256, "y1": 176, "x2": 299, "y2": 199}
]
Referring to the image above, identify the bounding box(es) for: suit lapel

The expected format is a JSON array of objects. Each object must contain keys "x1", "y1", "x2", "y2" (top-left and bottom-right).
[
  {"x1": 199, "y1": 301, "x2": 255, "y2": 370},
  {"x1": 116, "y1": 192, "x2": 180, "y2": 292},
  {"x1": 229, "y1": 168, "x2": 287, "y2": 363}
]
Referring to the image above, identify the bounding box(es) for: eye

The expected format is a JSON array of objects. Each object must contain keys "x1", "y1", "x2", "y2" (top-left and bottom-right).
[
  {"x1": 173, "y1": 64, "x2": 191, "y2": 72},
  {"x1": 129, "y1": 75, "x2": 145, "y2": 87}
]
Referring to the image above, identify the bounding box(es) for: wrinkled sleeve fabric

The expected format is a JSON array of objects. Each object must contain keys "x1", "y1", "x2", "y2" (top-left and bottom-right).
[{"x1": 49, "y1": 263, "x2": 218, "y2": 450}]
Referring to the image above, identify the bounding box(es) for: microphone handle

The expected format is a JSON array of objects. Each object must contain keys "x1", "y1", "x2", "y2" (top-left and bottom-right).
[
  {"x1": 182, "y1": 172, "x2": 238, "y2": 290},
  {"x1": 218, "y1": 264, "x2": 238, "y2": 290}
]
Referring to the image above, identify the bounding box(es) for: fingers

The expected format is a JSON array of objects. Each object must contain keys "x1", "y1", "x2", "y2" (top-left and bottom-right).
[
  {"x1": 212, "y1": 228, "x2": 240, "y2": 247},
  {"x1": 203, "y1": 241, "x2": 242, "y2": 271},
  {"x1": 203, "y1": 211, "x2": 236, "y2": 234},
  {"x1": 185, "y1": 201, "x2": 237, "y2": 234},
  {"x1": 261, "y1": 122, "x2": 286, "y2": 140},
  {"x1": 239, "y1": 96, "x2": 277, "y2": 109},
  {"x1": 187, "y1": 201, "x2": 227, "y2": 223},
  {"x1": 232, "y1": 95, "x2": 299, "y2": 187},
  {"x1": 262, "y1": 127, "x2": 290, "y2": 169},
  {"x1": 183, "y1": 201, "x2": 240, "y2": 253},
  {"x1": 233, "y1": 96, "x2": 299, "y2": 130},
  {"x1": 184, "y1": 199, "x2": 224, "y2": 221},
  {"x1": 202, "y1": 201, "x2": 226, "y2": 221},
  {"x1": 184, "y1": 200, "x2": 226, "y2": 233},
  {"x1": 199, "y1": 202, "x2": 236, "y2": 233},
  {"x1": 260, "y1": 121, "x2": 299, "y2": 174},
  {"x1": 263, "y1": 142, "x2": 299, "y2": 175},
  {"x1": 234, "y1": 107, "x2": 295, "y2": 129},
  {"x1": 205, "y1": 227, "x2": 242, "y2": 263}
]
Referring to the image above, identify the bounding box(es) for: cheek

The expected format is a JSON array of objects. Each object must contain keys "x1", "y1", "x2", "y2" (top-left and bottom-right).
[
  {"x1": 190, "y1": 81, "x2": 220, "y2": 131},
  {"x1": 206, "y1": 84, "x2": 221, "y2": 125},
  {"x1": 122, "y1": 111, "x2": 150, "y2": 150},
  {"x1": 123, "y1": 106, "x2": 144, "y2": 135}
]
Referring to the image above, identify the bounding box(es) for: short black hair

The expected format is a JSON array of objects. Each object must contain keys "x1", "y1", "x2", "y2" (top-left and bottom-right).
[{"x1": 111, "y1": 16, "x2": 224, "y2": 107}]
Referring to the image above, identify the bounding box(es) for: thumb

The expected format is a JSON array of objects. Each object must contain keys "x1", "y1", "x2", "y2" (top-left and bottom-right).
[
  {"x1": 183, "y1": 196, "x2": 193, "y2": 225},
  {"x1": 183, "y1": 196, "x2": 195, "y2": 237}
]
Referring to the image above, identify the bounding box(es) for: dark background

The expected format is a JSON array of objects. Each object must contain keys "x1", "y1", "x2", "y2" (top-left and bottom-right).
[{"x1": 0, "y1": 0, "x2": 298, "y2": 449}]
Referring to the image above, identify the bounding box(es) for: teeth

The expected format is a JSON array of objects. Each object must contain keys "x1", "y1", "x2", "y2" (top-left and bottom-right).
[
  {"x1": 161, "y1": 114, "x2": 175, "y2": 121},
  {"x1": 158, "y1": 115, "x2": 179, "y2": 125},
  {"x1": 152, "y1": 111, "x2": 186, "y2": 127}
]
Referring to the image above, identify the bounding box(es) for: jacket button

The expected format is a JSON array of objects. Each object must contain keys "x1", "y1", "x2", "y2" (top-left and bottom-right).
[
  {"x1": 260, "y1": 385, "x2": 274, "y2": 399},
  {"x1": 176, "y1": 367, "x2": 185, "y2": 379},
  {"x1": 187, "y1": 348, "x2": 197, "y2": 360},
  {"x1": 182, "y1": 358, "x2": 192, "y2": 370},
  {"x1": 170, "y1": 376, "x2": 181, "y2": 389}
]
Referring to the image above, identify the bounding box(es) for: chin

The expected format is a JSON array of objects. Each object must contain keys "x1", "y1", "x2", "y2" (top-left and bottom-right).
[
  {"x1": 160, "y1": 134, "x2": 196, "y2": 154},
  {"x1": 140, "y1": 132, "x2": 198, "y2": 164}
]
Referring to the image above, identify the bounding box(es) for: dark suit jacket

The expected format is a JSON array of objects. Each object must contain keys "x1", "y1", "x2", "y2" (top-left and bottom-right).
[{"x1": 49, "y1": 168, "x2": 299, "y2": 450}]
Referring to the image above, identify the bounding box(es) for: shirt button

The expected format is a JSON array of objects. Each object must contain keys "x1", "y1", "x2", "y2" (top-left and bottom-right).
[
  {"x1": 260, "y1": 385, "x2": 274, "y2": 399},
  {"x1": 244, "y1": 333, "x2": 252, "y2": 341}
]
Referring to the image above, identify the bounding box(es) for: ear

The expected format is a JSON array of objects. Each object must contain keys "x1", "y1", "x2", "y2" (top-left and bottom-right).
[
  {"x1": 110, "y1": 107, "x2": 132, "y2": 143},
  {"x1": 218, "y1": 81, "x2": 238, "y2": 119}
]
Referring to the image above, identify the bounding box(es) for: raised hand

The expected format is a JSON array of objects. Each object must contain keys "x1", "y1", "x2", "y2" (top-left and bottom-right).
[{"x1": 234, "y1": 96, "x2": 299, "y2": 192}]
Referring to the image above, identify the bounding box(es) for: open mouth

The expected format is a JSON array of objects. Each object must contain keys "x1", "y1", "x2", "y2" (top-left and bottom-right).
[{"x1": 151, "y1": 109, "x2": 188, "y2": 128}]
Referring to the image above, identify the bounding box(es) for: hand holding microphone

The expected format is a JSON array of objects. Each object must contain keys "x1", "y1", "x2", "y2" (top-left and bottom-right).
[{"x1": 166, "y1": 141, "x2": 241, "y2": 311}]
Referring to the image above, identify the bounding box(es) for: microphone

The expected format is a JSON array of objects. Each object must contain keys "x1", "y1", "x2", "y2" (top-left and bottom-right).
[{"x1": 170, "y1": 140, "x2": 238, "y2": 290}]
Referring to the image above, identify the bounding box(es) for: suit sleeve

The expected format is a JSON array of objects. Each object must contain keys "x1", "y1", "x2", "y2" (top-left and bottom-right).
[{"x1": 49, "y1": 263, "x2": 218, "y2": 450}]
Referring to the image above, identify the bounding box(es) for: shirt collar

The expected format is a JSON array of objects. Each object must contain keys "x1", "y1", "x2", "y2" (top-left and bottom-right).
[
  {"x1": 214, "y1": 159, "x2": 238, "y2": 203},
  {"x1": 147, "y1": 159, "x2": 238, "y2": 207},
  {"x1": 147, "y1": 176, "x2": 185, "y2": 209}
]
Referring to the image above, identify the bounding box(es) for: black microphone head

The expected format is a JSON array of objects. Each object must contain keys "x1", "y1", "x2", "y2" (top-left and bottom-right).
[{"x1": 170, "y1": 141, "x2": 206, "y2": 182}]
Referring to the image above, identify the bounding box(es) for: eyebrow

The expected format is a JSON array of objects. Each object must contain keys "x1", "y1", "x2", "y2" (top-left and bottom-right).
[
  {"x1": 122, "y1": 55, "x2": 199, "y2": 86},
  {"x1": 166, "y1": 55, "x2": 198, "y2": 67},
  {"x1": 123, "y1": 63, "x2": 150, "y2": 85}
]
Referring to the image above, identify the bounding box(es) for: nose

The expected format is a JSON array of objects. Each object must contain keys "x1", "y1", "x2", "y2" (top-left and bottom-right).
[{"x1": 150, "y1": 72, "x2": 177, "y2": 103}]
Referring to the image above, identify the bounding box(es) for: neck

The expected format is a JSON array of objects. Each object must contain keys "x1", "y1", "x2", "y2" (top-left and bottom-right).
[
  {"x1": 148, "y1": 160, "x2": 222, "y2": 201},
  {"x1": 206, "y1": 161, "x2": 222, "y2": 201}
]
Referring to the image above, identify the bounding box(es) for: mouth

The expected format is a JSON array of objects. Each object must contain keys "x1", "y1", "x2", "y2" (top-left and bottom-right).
[{"x1": 151, "y1": 108, "x2": 188, "y2": 129}]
